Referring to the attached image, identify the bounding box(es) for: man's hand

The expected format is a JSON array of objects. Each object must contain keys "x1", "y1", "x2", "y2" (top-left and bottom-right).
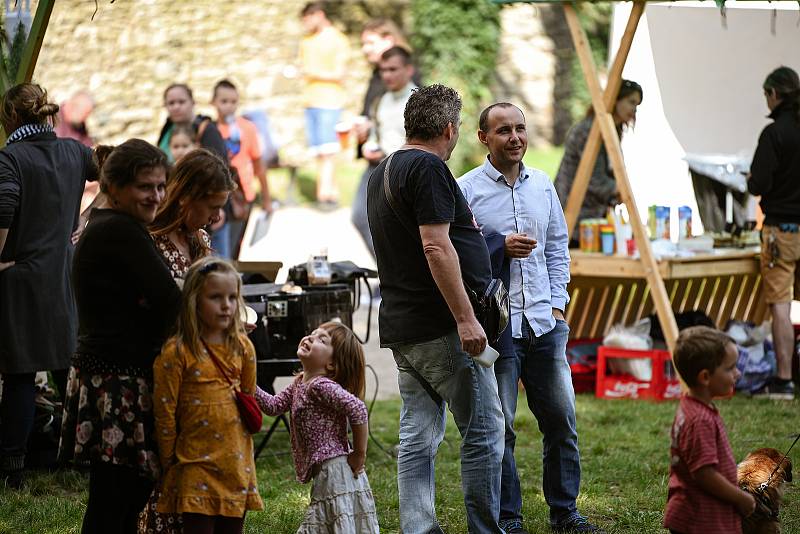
[
  {"x1": 347, "y1": 449, "x2": 366, "y2": 478},
  {"x1": 505, "y1": 233, "x2": 537, "y2": 259},
  {"x1": 353, "y1": 120, "x2": 373, "y2": 144},
  {"x1": 0, "y1": 261, "x2": 14, "y2": 273},
  {"x1": 552, "y1": 308, "x2": 565, "y2": 321},
  {"x1": 458, "y1": 315, "x2": 487, "y2": 356}
]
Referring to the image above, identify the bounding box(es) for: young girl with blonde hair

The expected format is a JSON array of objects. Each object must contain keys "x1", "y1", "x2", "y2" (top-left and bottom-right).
[
  {"x1": 153, "y1": 257, "x2": 263, "y2": 534},
  {"x1": 255, "y1": 321, "x2": 379, "y2": 533}
]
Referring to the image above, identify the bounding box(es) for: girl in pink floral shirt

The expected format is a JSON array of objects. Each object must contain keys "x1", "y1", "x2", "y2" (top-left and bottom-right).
[{"x1": 255, "y1": 322, "x2": 379, "y2": 533}]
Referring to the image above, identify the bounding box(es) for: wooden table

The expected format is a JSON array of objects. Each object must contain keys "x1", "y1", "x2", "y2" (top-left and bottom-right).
[{"x1": 566, "y1": 247, "x2": 766, "y2": 339}]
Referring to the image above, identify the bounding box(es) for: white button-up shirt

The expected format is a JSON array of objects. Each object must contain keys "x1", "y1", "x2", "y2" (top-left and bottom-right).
[{"x1": 459, "y1": 157, "x2": 571, "y2": 338}]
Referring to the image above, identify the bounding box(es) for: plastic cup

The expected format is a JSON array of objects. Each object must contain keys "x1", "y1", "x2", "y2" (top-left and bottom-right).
[
  {"x1": 335, "y1": 122, "x2": 351, "y2": 150},
  {"x1": 516, "y1": 217, "x2": 543, "y2": 260}
]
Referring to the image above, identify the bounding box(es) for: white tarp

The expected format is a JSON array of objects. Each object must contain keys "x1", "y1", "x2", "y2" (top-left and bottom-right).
[{"x1": 609, "y1": 1, "x2": 800, "y2": 234}]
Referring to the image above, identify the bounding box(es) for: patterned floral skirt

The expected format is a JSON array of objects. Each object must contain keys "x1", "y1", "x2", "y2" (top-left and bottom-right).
[
  {"x1": 138, "y1": 489, "x2": 183, "y2": 534},
  {"x1": 58, "y1": 365, "x2": 160, "y2": 480}
]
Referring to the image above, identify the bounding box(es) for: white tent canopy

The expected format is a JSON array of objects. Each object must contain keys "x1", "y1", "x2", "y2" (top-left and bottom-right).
[{"x1": 610, "y1": 1, "x2": 800, "y2": 235}]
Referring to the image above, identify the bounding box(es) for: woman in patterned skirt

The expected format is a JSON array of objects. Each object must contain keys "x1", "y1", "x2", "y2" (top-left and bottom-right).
[{"x1": 59, "y1": 139, "x2": 182, "y2": 533}]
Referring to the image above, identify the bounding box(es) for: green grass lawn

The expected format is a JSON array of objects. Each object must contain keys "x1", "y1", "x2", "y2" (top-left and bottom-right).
[{"x1": 1, "y1": 393, "x2": 797, "y2": 533}]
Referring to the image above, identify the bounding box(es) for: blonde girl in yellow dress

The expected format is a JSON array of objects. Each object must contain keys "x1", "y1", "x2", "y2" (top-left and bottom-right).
[{"x1": 153, "y1": 257, "x2": 263, "y2": 533}]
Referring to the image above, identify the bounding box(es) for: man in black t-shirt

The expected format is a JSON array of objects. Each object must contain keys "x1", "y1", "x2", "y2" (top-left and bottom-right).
[{"x1": 367, "y1": 84, "x2": 505, "y2": 534}]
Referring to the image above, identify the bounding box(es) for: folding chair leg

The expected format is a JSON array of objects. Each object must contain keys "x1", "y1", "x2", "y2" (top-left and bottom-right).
[{"x1": 254, "y1": 414, "x2": 291, "y2": 459}]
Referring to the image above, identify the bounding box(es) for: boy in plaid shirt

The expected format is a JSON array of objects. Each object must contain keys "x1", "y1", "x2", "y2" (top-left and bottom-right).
[{"x1": 663, "y1": 326, "x2": 755, "y2": 534}]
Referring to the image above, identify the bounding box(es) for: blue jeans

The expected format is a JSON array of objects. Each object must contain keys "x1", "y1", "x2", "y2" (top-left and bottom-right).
[
  {"x1": 351, "y1": 163, "x2": 377, "y2": 260},
  {"x1": 495, "y1": 318, "x2": 581, "y2": 527},
  {"x1": 391, "y1": 330, "x2": 505, "y2": 534},
  {"x1": 304, "y1": 107, "x2": 341, "y2": 154},
  {"x1": 210, "y1": 222, "x2": 231, "y2": 259}
]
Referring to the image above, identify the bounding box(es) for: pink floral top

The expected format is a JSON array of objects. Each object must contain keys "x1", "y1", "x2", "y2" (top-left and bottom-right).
[{"x1": 255, "y1": 376, "x2": 368, "y2": 483}]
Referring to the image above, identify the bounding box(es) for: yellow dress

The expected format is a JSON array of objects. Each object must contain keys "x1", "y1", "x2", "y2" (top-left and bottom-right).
[{"x1": 153, "y1": 336, "x2": 264, "y2": 517}]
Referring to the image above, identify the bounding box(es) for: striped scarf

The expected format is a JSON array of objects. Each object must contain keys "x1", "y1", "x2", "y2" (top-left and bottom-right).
[{"x1": 6, "y1": 122, "x2": 53, "y2": 144}]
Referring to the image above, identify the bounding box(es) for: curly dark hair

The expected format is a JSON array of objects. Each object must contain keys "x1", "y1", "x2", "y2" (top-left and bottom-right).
[{"x1": 404, "y1": 84, "x2": 462, "y2": 141}]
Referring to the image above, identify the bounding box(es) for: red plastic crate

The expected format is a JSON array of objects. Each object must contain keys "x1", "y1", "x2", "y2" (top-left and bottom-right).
[{"x1": 596, "y1": 346, "x2": 681, "y2": 401}]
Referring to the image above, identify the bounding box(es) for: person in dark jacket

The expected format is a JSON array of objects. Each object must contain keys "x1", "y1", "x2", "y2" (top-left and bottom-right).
[
  {"x1": 747, "y1": 65, "x2": 800, "y2": 400},
  {"x1": 0, "y1": 83, "x2": 97, "y2": 488},
  {"x1": 58, "y1": 139, "x2": 181, "y2": 533},
  {"x1": 554, "y1": 80, "x2": 642, "y2": 245}
]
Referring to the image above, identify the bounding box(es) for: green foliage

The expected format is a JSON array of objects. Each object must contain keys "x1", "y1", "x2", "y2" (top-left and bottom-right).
[
  {"x1": 568, "y1": 3, "x2": 612, "y2": 123},
  {"x1": 8, "y1": 21, "x2": 27, "y2": 83},
  {"x1": 3, "y1": 394, "x2": 798, "y2": 533},
  {"x1": 409, "y1": 0, "x2": 501, "y2": 175},
  {"x1": 0, "y1": 20, "x2": 29, "y2": 90}
]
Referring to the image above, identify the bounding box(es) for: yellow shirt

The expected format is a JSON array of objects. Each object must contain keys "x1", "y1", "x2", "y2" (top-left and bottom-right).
[
  {"x1": 154, "y1": 337, "x2": 263, "y2": 516},
  {"x1": 299, "y1": 25, "x2": 350, "y2": 109}
]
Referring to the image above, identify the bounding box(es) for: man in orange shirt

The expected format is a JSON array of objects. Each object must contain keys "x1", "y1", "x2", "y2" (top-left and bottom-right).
[{"x1": 299, "y1": 2, "x2": 350, "y2": 206}]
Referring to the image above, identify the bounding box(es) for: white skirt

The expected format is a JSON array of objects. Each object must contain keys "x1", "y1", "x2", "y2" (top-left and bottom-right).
[{"x1": 297, "y1": 455, "x2": 380, "y2": 534}]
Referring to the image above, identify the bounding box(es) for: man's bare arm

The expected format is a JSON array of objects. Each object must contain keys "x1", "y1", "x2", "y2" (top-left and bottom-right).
[{"x1": 420, "y1": 222, "x2": 486, "y2": 355}]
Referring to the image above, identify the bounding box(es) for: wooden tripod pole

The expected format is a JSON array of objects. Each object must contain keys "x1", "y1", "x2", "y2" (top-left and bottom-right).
[
  {"x1": 563, "y1": 1, "x2": 645, "y2": 236},
  {"x1": 0, "y1": 0, "x2": 55, "y2": 144},
  {"x1": 563, "y1": 2, "x2": 680, "y2": 354}
]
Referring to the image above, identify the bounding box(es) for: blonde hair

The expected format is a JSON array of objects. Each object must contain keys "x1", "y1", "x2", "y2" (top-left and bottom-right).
[
  {"x1": 172, "y1": 256, "x2": 247, "y2": 362},
  {"x1": 319, "y1": 321, "x2": 366, "y2": 399}
]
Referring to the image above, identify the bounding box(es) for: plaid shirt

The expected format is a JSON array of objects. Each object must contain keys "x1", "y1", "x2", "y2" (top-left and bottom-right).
[{"x1": 663, "y1": 395, "x2": 741, "y2": 534}]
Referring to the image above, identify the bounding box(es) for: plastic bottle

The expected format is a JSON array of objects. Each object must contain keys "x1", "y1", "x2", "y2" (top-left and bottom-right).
[
  {"x1": 307, "y1": 248, "x2": 331, "y2": 285},
  {"x1": 678, "y1": 206, "x2": 692, "y2": 240},
  {"x1": 600, "y1": 225, "x2": 615, "y2": 255}
]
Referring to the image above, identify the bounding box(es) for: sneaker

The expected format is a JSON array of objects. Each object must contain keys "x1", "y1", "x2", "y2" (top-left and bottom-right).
[
  {"x1": 552, "y1": 515, "x2": 605, "y2": 533},
  {"x1": 500, "y1": 519, "x2": 528, "y2": 533},
  {"x1": 751, "y1": 379, "x2": 795, "y2": 400}
]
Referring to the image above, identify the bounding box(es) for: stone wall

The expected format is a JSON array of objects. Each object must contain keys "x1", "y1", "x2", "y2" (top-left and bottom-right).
[
  {"x1": 494, "y1": 3, "x2": 558, "y2": 146},
  {"x1": 30, "y1": 0, "x2": 563, "y2": 160}
]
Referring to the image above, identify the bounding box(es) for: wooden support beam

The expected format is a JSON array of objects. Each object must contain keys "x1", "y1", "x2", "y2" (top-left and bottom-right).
[
  {"x1": 0, "y1": 0, "x2": 55, "y2": 144},
  {"x1": 563, "y1": 1, "x2": 644, "y2": 236},
  {"x1": 15, "y1": 0, "x2": 55, "y2": 85},
  {"x1": 563, "y1": 2, "x2": 680, "y2": 355}
]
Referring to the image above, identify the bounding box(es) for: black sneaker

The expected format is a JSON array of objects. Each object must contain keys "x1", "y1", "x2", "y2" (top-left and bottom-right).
[
  {"x1": 552, "y1": 515, "x2": 605, "y2": 533},
  {"x1": 751, "y1": 379, "x2": 795, "y2": 400},
  {"x1": 500, "y1": 519, "x2": 529, "y2": 534}
]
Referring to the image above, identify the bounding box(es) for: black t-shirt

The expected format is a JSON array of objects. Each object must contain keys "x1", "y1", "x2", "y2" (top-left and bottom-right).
[{"x1": 367, "y1": 149, "x2": 491, "y2": 346}]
